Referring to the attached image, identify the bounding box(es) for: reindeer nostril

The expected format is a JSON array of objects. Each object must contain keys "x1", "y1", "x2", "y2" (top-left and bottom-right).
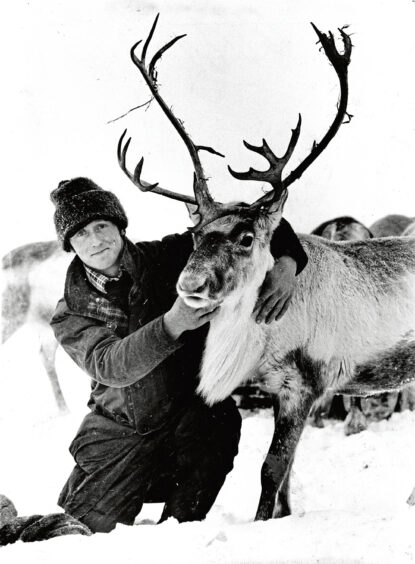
[
  {"x1": 193, "y1": 282, "x2": 207, "y2": 293},
  {"x1": 178, "y1": 273, "x2": 208, "y2": 295}
]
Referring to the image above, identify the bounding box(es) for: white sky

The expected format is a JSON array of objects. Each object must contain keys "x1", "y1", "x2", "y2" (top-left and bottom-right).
[{"x1": 2, "y1": 0, "x2": 415, "y2": 255}]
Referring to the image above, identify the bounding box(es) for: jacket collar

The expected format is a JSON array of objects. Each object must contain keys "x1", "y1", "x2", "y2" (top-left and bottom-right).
[{"x1": 64, "y1": 237, "x2": 141, "y2": 312}]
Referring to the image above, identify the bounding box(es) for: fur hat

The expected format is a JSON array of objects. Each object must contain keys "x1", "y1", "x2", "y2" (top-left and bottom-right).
[{"x1": 50, "y1": 177, "x2": 128, "y2": 251}]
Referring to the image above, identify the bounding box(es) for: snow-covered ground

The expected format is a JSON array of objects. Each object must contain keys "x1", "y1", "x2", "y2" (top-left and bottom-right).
[
  {"x1": 1, "y1": 329, "x2": 414, "y2": 563},
  {"x1": 1, "y1": 4, "x2": 415, "y2": 561}
]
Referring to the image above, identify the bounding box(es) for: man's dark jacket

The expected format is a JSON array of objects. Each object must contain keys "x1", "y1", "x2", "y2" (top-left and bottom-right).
[{"x1": 50, "y1": 222, "x2": 307, "y2": 435}]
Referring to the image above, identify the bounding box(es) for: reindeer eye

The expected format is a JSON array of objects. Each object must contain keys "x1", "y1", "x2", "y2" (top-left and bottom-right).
[{"x1": 240, "y1": 234, "x2": 254, "y2": 248}]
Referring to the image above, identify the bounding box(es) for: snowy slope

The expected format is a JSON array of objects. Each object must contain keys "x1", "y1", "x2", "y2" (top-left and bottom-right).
[{"x1": 1, "y1": 330, "x2": 414, "y2": 563}]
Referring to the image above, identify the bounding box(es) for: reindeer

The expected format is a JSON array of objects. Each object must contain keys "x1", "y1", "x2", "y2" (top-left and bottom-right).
[
  {"x1": 118, "y1": 16, "x2": 415, "y2": 519},
  {"x1": 370, "y1": 214, "x2": 414, "y2": 238},
  {"x1": 1, "y1": 241, "x2": 71, "y2": 412},
  {"x1": 308, "y1": 216, "x2": 414, "y2": 432},
  {"x1": 311, "y1": 216, "x2": 373, "y2": 242}
]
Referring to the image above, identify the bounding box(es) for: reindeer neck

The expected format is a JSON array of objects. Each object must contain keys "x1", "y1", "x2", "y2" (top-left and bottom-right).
[{"x1": 197, "y1": 250, "x2": 272, "y2": 405}]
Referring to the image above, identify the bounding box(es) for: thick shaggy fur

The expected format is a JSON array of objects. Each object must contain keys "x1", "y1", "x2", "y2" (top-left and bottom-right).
[
  {"x1": 189, "y1": 232, "x2": 415, "y2": 409},
  {"x1": 178, "y1": 213, "x2": 415, "y2": 519}
]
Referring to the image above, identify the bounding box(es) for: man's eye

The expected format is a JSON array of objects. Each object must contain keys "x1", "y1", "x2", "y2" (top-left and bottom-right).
[{"x1": 240, "y1": 234, "x2": 254, "y2": 248}]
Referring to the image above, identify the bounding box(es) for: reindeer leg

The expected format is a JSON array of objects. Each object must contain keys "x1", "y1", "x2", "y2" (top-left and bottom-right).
[
  {"x1": 309, "y1": 390, "x2": 333, "y2": 428},
  {"x1": 344, "y1": 396, "x2": 367, "y2": 436},
  {"x1": 255, "y1": 392, "x2": 315, "y2": 521},
  {"x1": 308, "y1": 404, "x2": 325, "y2": 428},
  {"x1": 398, "y1": 383, "x2": 415, "y2": 412},
  {"x1": 272, "y1": 457, "x2": 294, "y2": 518},
  {"x1": 38, "y1": 328, "x2": 68, "y2": 413}
]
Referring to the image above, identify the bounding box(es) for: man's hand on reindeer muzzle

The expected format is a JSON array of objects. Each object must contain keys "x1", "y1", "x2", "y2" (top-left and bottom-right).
[
  {"x1": 254, "y1": 256, "x2": 297, "y2": 324},
  {"x1": 163, "y1": 296, "x2": 221, "y2": 340}
]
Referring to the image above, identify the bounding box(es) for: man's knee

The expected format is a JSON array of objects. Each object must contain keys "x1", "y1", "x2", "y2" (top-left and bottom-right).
[
  {"x1": 175, "y1": 397, "x2": 242, "y2": 476},
  {"x1": 208, "y1": 398, "x2": 242, "y2": 457}
]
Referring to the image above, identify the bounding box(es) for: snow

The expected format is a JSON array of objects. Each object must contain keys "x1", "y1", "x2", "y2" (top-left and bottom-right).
[
  {"x1": 1, "y1": 0, "x2": 415, "y2": 562},
  {"x1": 1, "y1": 330, "x2": 414, "y2": 563}
]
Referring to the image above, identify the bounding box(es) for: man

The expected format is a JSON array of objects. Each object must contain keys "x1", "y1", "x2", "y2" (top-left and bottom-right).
[{"x1": 49, "y1": 176, "x2": 308, "y2": 533}]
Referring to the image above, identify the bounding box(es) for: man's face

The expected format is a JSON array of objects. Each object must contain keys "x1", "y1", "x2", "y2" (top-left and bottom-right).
[{"x1": 70, "y1": 220, "x2": 124, "y2": 276}]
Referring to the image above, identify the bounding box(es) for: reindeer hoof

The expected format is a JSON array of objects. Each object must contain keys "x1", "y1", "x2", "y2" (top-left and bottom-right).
[
  {"x1": 273, "y1": 500, "x2": 291, "y2": 519},
  {"x1": 344, "y1": 408, "x2": 368, "y2": 436},
  {"x1": 309, "y1": 414, "x2": 325, "y2": 428}
]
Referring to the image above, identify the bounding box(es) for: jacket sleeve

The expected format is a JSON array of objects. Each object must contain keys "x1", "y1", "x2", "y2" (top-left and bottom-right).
[
  {"x1": 50, "y1": 299, "x2": 184, "y2": 389},
  {"x1": 270, "y1": 218, "x2": 308, "y2": 275}
]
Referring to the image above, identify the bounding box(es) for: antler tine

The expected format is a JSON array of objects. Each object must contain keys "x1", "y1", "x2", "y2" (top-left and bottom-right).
[
  {"x1": 117, "y1": 129, "x2": 197, "y2": 204},
  {"x1": 227, "y1": 24, "x2": 351, "y2": 211},
  {"x1": 283, "y1": 23, "x2": 352, "y2": 188},
  {"x1": 126, "y1": 14, "x2": 224, "y2": 213},
  {"x1": 140, "y1": 13, "x2": 159, "y2": 64},
  {"x1": 228, "y1": 115, "x2": 302, "y2": 199}
]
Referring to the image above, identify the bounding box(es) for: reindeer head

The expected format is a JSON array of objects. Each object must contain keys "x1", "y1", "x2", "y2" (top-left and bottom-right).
[
  {"x1": 177, "y1": 205, "x2": 283, "y2": 309},
  {"x1": 118, "y1": 15, "x2": 352, "y2": 309}
]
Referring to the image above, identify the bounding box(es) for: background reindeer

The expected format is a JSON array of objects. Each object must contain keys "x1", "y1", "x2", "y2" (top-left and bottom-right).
[
  {"x1": 118, "y1": 17, "x2": 415, "y2": 520},
  {"x1": 1, "y1": 242, "x2": 71, "y2": 412},
  {"x1": 370, "y1": 214, "x2": 414, "y2": 238},
  {"x1": 309, "y1": 216, "x2": 415, "y2": 432}
]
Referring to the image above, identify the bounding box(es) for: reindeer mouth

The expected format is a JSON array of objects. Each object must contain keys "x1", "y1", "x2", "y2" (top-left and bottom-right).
[
  {"x1": 181, "y1": 294, "x2": 214, "y2": 309},
  {"x1": 177, "y1": 284, "x2": 220, "y2": 309}
]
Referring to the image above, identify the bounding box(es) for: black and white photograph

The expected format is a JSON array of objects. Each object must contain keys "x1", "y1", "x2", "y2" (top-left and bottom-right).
[{"x1": 1, "y1": 1, "x2": 415, "y2": 562}]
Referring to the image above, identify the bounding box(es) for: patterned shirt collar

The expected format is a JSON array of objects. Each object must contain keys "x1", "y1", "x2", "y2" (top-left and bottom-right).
[
  {"x1": 84, "y1": 242, "x2": 127, "y2": 294},
  {"x1": 84, "y1": 266, "x2": 115, "y2": 294}
]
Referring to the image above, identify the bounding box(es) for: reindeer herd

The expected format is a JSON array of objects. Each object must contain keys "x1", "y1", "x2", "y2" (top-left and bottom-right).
[{"x1": 2, "y1": 17, "x2": 415, "y2": 520}]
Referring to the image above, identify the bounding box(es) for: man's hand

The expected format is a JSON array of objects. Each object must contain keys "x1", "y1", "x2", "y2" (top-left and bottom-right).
[
  {"x1": 254, "y1": 255, "x2": 297, "y2": 324},
  {"x1": 163, "y1": 297, "x2": 220, "y2": 340}
]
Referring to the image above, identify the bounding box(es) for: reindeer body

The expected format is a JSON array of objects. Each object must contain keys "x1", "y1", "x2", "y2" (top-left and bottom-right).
[
  {"x1": 187, "y1": 229, "x2": 415, "y2": 405},
  {"x1": 1, "y1": 241, "x2": 70, "y2": 412},
  {"x1": 119, "y1": 16, "x2": 415, "y2": 519},
  {"x1": 178, "y1": 219, "x2": 415, "y2": 519}
]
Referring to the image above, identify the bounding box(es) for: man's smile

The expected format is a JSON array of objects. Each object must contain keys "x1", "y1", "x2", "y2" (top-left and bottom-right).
[{"x1": 91, "y1": 248, "x2": 110, "y2": 256}]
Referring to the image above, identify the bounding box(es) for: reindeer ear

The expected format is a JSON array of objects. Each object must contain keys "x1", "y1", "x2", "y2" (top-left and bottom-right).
[{"x1": 185, "y1": 202, "x2": 201, "y2": 226}]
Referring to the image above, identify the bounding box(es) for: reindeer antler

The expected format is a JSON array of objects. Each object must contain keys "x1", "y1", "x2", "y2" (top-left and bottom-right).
[
  {"x1": 118, "y1": 14, "x2": 226, "y2": 217},
  {"x1": 117, "y1": 130, "x2": 196, "y2": 204},
  {"x1": 228, "y1": 23, "x2": 352, "y2": 211}
]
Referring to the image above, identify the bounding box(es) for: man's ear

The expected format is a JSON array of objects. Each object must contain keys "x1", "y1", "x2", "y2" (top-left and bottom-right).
[{"x1": 185, "y1": 203, "x2": 201, "y2": 226}]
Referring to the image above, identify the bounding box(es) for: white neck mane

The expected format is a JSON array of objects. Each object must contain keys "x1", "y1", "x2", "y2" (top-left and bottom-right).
[{"x1": 197, "y1": 252, "x2": 271, "y2": 405}]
